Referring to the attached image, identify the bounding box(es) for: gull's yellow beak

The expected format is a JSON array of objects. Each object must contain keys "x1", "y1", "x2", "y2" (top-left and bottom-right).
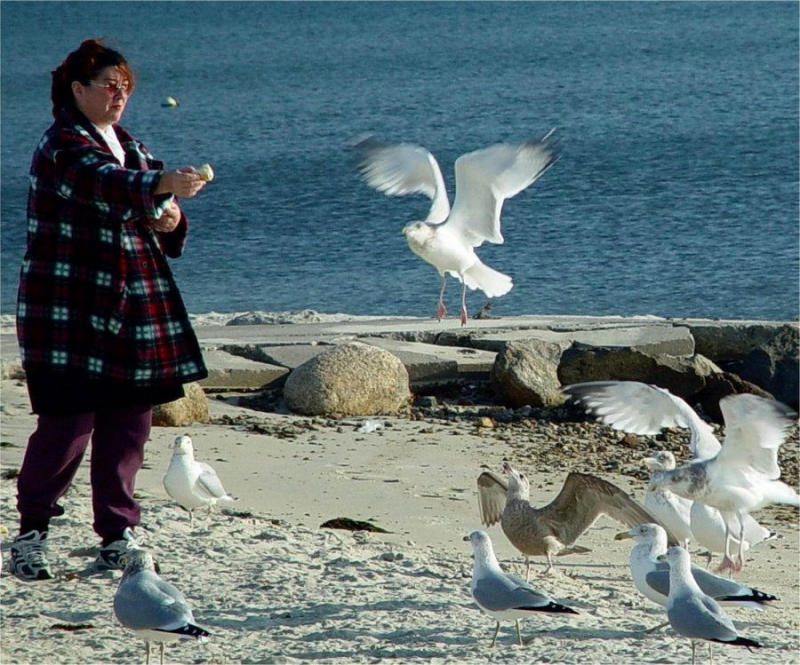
[{"x1": 614, "y1": 530, "x2": 632, "y2": 541}]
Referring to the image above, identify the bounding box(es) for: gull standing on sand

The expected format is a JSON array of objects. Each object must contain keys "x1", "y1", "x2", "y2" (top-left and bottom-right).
[
  {"x1": 114, "y1": 549, "x2": 210, "y2": 665},
  {"x1": 642, "y1": 451, "x2": 694, "y2": 548},
  {"x1": 615, "y1": 523, "x2": 777, "y2": 632},
  {"x1": 476, "y1": 462, "x2": 672, "y2": 579},
  {"x1": 163, "y1": 435, "x2": 235, "y2": 523},
  {"x1": 657, "y1": 546, "x2": 763, "y2": 664},
  {"x1": 464, "y1": 530, "x2": 578, "y2": 647},
  {"x1": 355, "y1": 132, "x2": 558, "y2": 325},
  {"x1": 563, "y1": 381, "x2": 785, "y2": 571}
]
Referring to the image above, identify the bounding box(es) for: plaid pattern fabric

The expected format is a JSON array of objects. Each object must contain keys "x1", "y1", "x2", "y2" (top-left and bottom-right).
[{"x1": 16, "y1": 109, "x2": 207, "y2": 387}]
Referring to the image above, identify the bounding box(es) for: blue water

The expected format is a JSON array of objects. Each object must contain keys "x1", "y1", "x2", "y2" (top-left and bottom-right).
[{"x1": 2, "y1": 2, "x2": 798, "y2": 321}]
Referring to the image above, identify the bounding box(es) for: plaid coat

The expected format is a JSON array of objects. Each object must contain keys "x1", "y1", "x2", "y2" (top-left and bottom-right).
[{"x1": 16, "y1": 108, "x2": 207, "y2": 390}]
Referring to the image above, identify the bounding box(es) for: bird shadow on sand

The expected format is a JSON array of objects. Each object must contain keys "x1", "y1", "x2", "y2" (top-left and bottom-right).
[{"x1": 204, "y1": 599, "x2": 461, "y2": 631}]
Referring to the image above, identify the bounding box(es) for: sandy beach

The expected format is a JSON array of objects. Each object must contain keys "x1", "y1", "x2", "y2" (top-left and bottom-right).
[{"x1": 1, "y1": 364, "x2": 798, "y2": 664}]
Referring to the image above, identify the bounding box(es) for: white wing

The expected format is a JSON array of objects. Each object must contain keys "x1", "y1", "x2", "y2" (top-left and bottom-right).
[
  {"x1": 447, "y1": 133, "x2": 558, "y2": 247},
  {"x1": 715, "y1": 394, "x2": 796, "y2": 478},
  {"x1": 196, "y1": 462, "x2": 230, "y2": 500},
  {"x1": 563, "y1": 381, "x2": 721, "y2": 460},
  {"x1": 354, "y1": 136, "x2": 450, "y2": 224}
]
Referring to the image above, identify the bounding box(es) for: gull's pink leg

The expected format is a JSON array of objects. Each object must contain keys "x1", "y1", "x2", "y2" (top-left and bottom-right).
[
  {"x1": 716, "y1": 517, "x2": 742, "y2": 574},
  {"x1": 735, "y1": 512, "x2": 746, "y2": 571},
  {"x1": 459, "y1": 280, "x2": 468, "y2": 326},
  {"x1": 436, "y1": 275, "x2": 447, "y2": 321}
]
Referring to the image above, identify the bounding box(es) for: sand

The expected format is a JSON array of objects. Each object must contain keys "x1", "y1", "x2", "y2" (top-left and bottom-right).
[{"x1": 1, "y1": 374, "x2": 798, "y2": 665}]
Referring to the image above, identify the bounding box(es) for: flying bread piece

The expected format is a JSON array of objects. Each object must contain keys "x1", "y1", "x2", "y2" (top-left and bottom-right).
[{"x1": 197, "y1": 163, "x2": 214, "y2": 182}]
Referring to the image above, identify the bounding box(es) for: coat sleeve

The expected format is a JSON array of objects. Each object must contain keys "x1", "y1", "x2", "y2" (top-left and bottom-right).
[
  {"x1": 48, "y1": 126, "x2": 171, "y2": 223},
  {"x1": 155, "y1": 207, "x2": 189, "y2": 258}
]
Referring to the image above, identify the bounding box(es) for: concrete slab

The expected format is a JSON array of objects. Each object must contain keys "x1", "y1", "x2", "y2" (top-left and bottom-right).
[
  {"x1": 200, "y1": 348, "x2": 289, "y2": 390},
  {"x1": 439, "y1": 324, "x2": 695, "y2": 356},
  {"x1": 219, "y1": 343, "x2": 331, "y2": 371},
  {"x1": 358, "y1": 337, "x2": 496, "y2": 385}
]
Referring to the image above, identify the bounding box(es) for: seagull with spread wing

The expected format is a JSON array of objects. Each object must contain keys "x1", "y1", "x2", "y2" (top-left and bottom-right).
[
  {"x1": 355, "y1": 132, "x2": 558, "y2": 325},
  {"x1": 476, "y1": 462, "x2": 671, "y2": 578},
  {"x1": 563, "y1": 381, "x2": 790, "y2": 572}
]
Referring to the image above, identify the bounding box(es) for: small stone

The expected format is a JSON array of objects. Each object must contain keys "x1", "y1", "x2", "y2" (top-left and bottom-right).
[
  {"x1": 622, "y1": 433, "x2": 639, "y2": 446},
  {"x1": 477, "y1": 416, "x2": 494, "y2": 429}
]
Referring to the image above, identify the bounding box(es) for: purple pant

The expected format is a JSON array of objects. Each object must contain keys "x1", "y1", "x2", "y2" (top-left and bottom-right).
[{"x1": 16, "y1": 403, "x2": 152, "y2": 540}]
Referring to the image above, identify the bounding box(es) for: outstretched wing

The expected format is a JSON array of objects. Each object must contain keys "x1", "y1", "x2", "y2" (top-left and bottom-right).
[
  {"x1": 716, "y1": 394, "x2": 796, "y2": 479},
  {"x1": 447, "y1": 131, "x2": 558, "y2": 247},
  {"x1": 476, "y1": 470, "x2": 508, "y2": 527},
  {"x1": 354, "y1": 135, "x2": 450, "y2": 224},
  {"x1": 563, "y1": 380, "x2": 721, "y2": 460},
  {"x1": 539, "y1": 472, "x2": 677, "y2": 546}
]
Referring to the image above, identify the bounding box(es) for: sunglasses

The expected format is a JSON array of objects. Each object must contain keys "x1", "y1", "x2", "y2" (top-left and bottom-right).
[{"x1": 87, "y1": 80, "x2": 131, "y2": 95}]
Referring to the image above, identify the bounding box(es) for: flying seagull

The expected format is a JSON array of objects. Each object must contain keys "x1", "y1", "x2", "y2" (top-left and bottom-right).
[
  {"x1": 616, "y1": 523, "x2": 777, "y2": 632},
  {"x1": 163, "y1": 435, "x2": 235, "y2": 523},
  {"x1": 564, "y1": 381, "x2": 796, "y2": 572},
  {"x1": 114, "y1": 549, "x2": 210, "y2": 665},
  {"x1": 476, "y1": 462, "x2": 674, "y2": 578},
  {"x1": 465, "y1": 530, "x2": 578, "y2": 647},
  {"x1": 355, "y1": 132, "x2": 558, "y2": 325},
  {"x1": 657, "y1": 546, "x2": 763, "y2": 664}
]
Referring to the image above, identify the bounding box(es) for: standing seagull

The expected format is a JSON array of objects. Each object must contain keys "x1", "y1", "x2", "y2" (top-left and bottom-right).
[
  {"x1": 616, "y1": 523, "x2": 777, "y2": 633},
  {"x1": 464, "y1": 530, "x2": 578, "y2": 647},
  {"x1": 114, "y1": 549, "x2": 210, "y2": 665},
  {"x1": 657, "y1": 546, "x2": 763, "y2": 664},
  {"x1": 355, "y1": 132, "x2": 558, "y2": 325},
  {"x1": 163, "y1": 435, "x2": 235, "y2": 524},
  {"x1": 476, "y1": 462, "x2": 672, "y2": 578},
  {"x1": 563, "y1": 381, "x2": 783, "y2": 571},
  {"x1": 642, "y1": 451, "x2": 694, "y2": 548}
]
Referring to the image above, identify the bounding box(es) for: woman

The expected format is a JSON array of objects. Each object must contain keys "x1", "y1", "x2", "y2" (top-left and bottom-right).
[{"x1": 9, "y1": 39, "x2": 208, "y2": 581}]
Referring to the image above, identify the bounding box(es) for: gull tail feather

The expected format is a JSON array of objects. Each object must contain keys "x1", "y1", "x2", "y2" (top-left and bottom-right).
[
  {"x1": 713, "y1": 636, "x2": 762, "y2": 649},
  {"x1": 459, "y1": 261, "x2": 513, "y2": 298}
]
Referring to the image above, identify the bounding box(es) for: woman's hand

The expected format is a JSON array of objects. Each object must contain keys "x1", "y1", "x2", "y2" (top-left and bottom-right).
[
  {"x1": 146, "y1": 200, "x2": 182, "y2": 232},
  {"x1": 155, "y1": 167, "x2": 206, "y2": 198}
]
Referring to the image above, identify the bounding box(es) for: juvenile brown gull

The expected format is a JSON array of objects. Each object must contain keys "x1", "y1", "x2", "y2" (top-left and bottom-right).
[{"x1": 476, "y1": 462, "x2": 673, "y2": 578}]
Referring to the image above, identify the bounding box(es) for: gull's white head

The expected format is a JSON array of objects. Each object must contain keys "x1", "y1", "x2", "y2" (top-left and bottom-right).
[
  {"x1": 171, "y1": 435, "x2": 194, "y2": 456},
  {"x1": 464, "y1": 529, "x2": 495, "y2": 562},
  {"x1": 503, "y1": 462, "x2": 530, "y2": 499},
  {"x1": 402, "y1": 221, "x2": 433, "y2": 242},
  {"x1": 616, "y1": 522, "x2": 668, "y2": 548},
  {"x1": 656, "y1": 545, "x2": 692, "y2": 570},
  {"x1": 120, "y1": 548, "x2": 156, "y2": 576},
  {"x1": 643, "y1": 451, "x2": 677, "y2": 472}
]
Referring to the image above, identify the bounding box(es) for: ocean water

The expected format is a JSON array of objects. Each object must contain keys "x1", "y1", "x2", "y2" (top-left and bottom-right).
[{"x1": 2, "y1": 1, "x2": 798, "y2": 321}]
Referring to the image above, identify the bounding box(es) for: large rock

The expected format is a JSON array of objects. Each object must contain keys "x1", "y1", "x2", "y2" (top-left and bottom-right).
[
  {"x1": 688, "y1": 322, "x2": 798, "y2": 407},
  {"x1": 283, "y1": 342, "x2": 411, "y2": 416},
  {"x1": 490, "y1": 339, "x2": 567, "y2": 407},
  {"x1": 557, "y1": 345, "x2": 722, "y2": 400},
  {"x1": 692, "y1": 371, "x2": 775, "y2": 422},
  {"x1": 152, "y1": 381, "x2": 210, "y2": 426}
]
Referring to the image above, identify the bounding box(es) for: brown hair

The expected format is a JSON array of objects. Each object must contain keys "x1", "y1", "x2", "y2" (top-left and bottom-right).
[{"x1": 50, "y1": 39, "x2": 135, "y2": 118}]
